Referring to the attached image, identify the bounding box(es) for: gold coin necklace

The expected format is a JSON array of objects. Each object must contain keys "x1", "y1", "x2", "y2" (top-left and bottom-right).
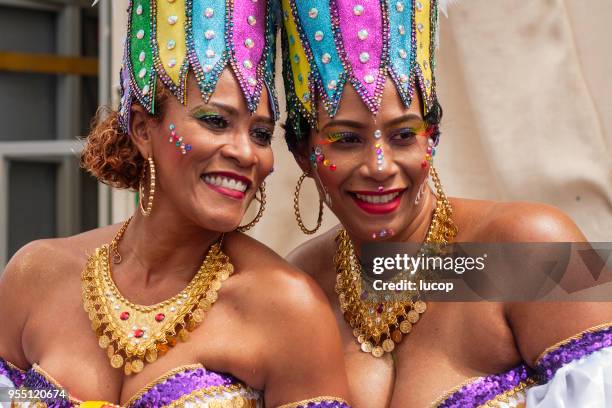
[
  {"x1": 335, "y1": 170, "x2": 457, "y2": 358},
  {"x1": 82, "y1": 217, "x2": 233, "y2": 375}
]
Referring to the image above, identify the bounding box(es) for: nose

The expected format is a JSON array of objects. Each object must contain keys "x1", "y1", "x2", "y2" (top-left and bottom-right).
[
  {"x1": 220, "y1": 130, "x2": 258, "y2": 168},
  {"x1": 358, "y1": 140, "x2": 398, "y2": 182}
]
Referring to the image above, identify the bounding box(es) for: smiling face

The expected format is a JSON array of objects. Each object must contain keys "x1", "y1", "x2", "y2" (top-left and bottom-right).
[
  {"x1": 131, "y1": 68, "x2": 275, "y2": 232},
  {"x1": 299, "y1": 77, "x2": 436, "y2": 242}
]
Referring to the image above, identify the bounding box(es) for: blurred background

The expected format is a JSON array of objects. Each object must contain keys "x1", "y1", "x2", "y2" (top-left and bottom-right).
[{"x1": 0, "y1": 0, "x2": 610, "y2": 269}]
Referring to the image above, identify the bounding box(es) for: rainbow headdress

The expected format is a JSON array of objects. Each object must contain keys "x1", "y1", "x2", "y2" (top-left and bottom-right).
[
  {"x1": 118, "y1": 0, "x2": 279, "y2": 133},
  {"x1": 281, "y1": 0, "x2": 441, "y2": 136}
]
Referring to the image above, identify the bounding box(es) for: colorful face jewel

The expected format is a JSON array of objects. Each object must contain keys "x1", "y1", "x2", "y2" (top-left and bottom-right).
[
  {"x1": 373, "y1": 130, "x2": 384, "y2": 171},
  {"x1": 372, "y1": 228, "x2": 395, "y2": 239},
  {"x1": 168, "y1": 124, "x2": 192, "y2": 155},
  {"x1": 422, "y1": 137, "x2": 436, "y2": 168},
  {"x1": 310, "y1": 145, "x2": 336, "y2": 171}
]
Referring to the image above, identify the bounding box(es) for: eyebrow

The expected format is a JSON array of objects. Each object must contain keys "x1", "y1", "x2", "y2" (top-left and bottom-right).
[
  {"x1": 383, "y1": 113, "x2": 423, "y2": 128},
  {"x1": 320, "y1": 119, "x2": 366, "y2": 132}
]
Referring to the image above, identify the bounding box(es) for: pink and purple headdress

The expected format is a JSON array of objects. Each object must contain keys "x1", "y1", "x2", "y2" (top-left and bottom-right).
[
  {"x1": 118, "y1": 0, "x2": 279, "y2": 133},
  {"x1": 281, "y1": 0, "x2": 441, "y2": 141}
]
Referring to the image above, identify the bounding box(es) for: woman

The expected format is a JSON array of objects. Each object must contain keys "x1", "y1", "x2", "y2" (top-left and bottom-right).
[
  {"x1": 0, "y1": 1, "x2": 351, "y2": 407},
  {"x1": 280, "y1": 0, "x2": 612, "y2": 406}
]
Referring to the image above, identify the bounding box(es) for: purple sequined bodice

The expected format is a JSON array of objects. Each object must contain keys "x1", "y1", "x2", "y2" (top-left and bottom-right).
[{"x1": 433, "y1": 324, "x2": 612, "y2": 407}]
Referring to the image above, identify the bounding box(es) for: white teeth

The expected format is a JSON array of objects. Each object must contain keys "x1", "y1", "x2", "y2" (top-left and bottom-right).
[
  {"x1": 203, "y1": 175, "x2": 248, "y2": 192},
  {"x1": 356, "y1": 192, "x2": 400, "y2": 204}
]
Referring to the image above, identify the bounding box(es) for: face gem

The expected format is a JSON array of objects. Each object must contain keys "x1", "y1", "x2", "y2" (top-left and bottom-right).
[
  {"x1": 247, "y1": 15, "x2": 257, "y2": 26},
  {"x1": 364, "y1": 74, "x2": 375, "y2": 84},
  {"x1": 167, "y1": 15, "x2": 178, "y2": 25},
  {"x1": 358, "y1": 29, "x2": 368, "y2": 40},
  {"x1": 167, "y1": 40, "x2": 176, "y2": 50},
  {"x1": 359, "y1": 52, "x2": 370, "y2": 63},
  {"x1": 205, "y1": 49, "x2": 216, "y2": 58},
  {"x1": 321, "y1": 53, "x2": 331, "y2": 64},
  {"x1": 138, "y1": 67, "x2": 147, "y2": 78},
  {"x1": 398, "y1": 49, "x2": 408, "y2": 59},
  {"x1": 136, "y1": 29, "x2": 145, "y2": 39},
  {"x1": 244, "y1": 38, "x2": 255, "y2": 48},
  {"x1": 308, "y1": 8, "x2": 318, "y2": 18},
  {"x1": 314, "y1": 31, "x2": 324, "y2": 41},
  {"x1": 396, "y1": 2, "x2": 404, "y2": 12},
  {"x1": 139, "y1": 51, "x2": 146, "y2": 62},
  {"x1": 204, "y1": 8, "x2": 214, "y2": 18},
  {"x1": 205, "y1": 30, "x2": 215, "y2": 40},
  {"x1": 353, "y1": 5, "x2": 364, "y2": 15}
]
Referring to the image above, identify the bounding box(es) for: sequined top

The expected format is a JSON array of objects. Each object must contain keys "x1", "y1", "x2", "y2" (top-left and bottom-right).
[
  {"x1": 430, "y1": 323, "x2": 612, "y2": 408},
  {"x1": 0, "y1": 361, "x2": 350, "y2": 408}
]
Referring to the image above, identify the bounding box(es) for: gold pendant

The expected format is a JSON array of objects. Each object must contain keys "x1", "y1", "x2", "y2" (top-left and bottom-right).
[{"x1": 82, "y1": 241, "x2": 233, "y2": 373}]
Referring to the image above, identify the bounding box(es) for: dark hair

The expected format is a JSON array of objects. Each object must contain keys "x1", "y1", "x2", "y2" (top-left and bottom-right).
[
  {"x1": 284, "y1": 97, "x2": 444, "y2": 155},
  {"x1": 80, "y1": 80, "x2": 171, "y2": 190}
]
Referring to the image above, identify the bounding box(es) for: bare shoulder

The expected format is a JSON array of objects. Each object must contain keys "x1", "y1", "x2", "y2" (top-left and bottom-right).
[
  {"x1": 224, "y1": 232, "x2": 349, "y2": 405},
  {"x1": 450, "y1": 199, "x2": 610, "y2": 366},
  {"x1": 451, "y1": 198, "x2": 586, "y2": 242},
  {"x1": 225, "y1": 231, "x2": 334, "y2": 317},
  {"x1": 285, "y1": 225, "x2": 342, "y2": 280},
  {"x1": 0, "y1": 224, "x2": 121, "y2": 366}
]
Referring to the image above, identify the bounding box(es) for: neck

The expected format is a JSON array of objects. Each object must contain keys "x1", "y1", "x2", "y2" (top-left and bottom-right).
[
  {"x1": 351, "y1": 187, "x2": 436, "y2": 258},
  {"x1": 114, "y1": 201, "x2": 223, "y2": 286}
]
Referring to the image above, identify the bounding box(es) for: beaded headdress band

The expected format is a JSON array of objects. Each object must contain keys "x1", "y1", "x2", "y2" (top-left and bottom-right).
[
  {"x1": 118, "y1": 0, "x2": 279, "y2": 133},
  {"x1": 281, "y1": 0, "x2": 441, "y2": 134}
]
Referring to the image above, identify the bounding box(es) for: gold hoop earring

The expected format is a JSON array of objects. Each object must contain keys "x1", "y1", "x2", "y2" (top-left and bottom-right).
[
  {"x1": 139, "y1": 156, "x2": 156, "y2": 217},
  {"x1": 237, "y1": 181, "x2": 266, "y2": 232},
  {"x1": 294, "y1": 173, "x2": 323, "y2": 235}
]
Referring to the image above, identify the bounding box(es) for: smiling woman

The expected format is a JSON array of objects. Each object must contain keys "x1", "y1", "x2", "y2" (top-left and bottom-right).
[
  {"x1": 280, "y1": 0, "x2": 612, "y2": 407},
  {"x1": 0, "y1": 0, "x2": 352, "y2": 407}
]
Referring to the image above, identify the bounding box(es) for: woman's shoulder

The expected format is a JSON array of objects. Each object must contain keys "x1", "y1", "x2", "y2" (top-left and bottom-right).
[
  {"x1": 451, "y1": 197, "x2": 585, "y2": 242},
  {"x1": 226, "y1": 231, "x2": 331, "y2": 307},
  {"x1": 2, "y1": 224, "x2": 121, "y2": 282}
]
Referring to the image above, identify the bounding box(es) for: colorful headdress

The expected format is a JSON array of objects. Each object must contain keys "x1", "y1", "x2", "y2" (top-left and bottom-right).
[
  {"x1": 118, "y1": 0, "x2": 279, "y2": 133},
  {"x1": 281, "y1": 0, "x2": 441, "y2": 137}
]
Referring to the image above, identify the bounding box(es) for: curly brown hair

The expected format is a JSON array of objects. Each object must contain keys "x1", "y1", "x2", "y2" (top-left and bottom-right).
[{"x1": 80, "y1": 81, "x2": 171, "y2": 190}]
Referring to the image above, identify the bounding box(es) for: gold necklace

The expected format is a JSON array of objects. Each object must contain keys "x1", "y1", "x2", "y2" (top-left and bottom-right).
[
  {"x1": 82, "y1": 217, "x2": 233, "y2": 375},
  {"x1": 334, "y1": 167, "x2": 457, "y2": 358}
]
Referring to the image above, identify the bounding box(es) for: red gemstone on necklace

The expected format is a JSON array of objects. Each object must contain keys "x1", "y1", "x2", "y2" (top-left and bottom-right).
[
  {"x1": 376, "y1": 304, "x2": 384, "y2": 314},
  {"x1": 155, "y1": 313, "x2": 165, "y2": 322},
  {"x1": 120, "y1": 311, "x2": 130, "y2": 320},
  {"x1": 134, "y1": 329, "x2": 144, "y2": 338}
]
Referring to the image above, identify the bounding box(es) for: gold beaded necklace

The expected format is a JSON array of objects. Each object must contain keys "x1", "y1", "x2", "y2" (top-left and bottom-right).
[
  {"x1": 334, "y1": 167, "x2": 457, "y2": 358},
  {"x1": 82, "y1": 217, "x2": 233, "y2": 375}
]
